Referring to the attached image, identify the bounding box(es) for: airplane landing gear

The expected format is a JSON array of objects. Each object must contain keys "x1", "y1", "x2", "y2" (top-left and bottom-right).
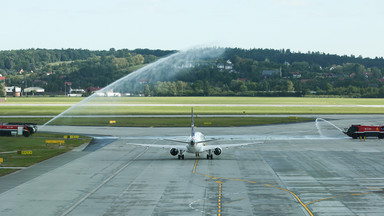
[
  {"x1": 207, "y1": 149, "x2": 213, "y2": 160},
  {"x1": 178, "y1": 151, "x2": 185, "y2": 160}
]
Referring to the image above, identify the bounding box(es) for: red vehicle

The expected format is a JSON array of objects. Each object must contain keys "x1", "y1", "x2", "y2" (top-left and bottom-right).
[
  {"x1": 344, "y1": 125, "x2": 384, "y2": 139},
  {"x1": 0, "y1": 122, "x2": 38, "y2": 137}
]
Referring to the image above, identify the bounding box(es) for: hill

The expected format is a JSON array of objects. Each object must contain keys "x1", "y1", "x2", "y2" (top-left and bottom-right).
[{"x1": 1, "y1": 48, "x2": 384, "y2": 97}]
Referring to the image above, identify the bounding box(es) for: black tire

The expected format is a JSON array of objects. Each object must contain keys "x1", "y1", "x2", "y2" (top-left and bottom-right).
[
  {"x1": 182, "y1": 155, "x2": 184, "y2": 160},
  {"x1": 23, "y1": 131, "x2": 30, "y2": 137}
]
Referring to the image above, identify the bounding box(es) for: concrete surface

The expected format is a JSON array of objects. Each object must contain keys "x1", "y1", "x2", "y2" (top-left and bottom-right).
[{"x1": 0, "y1": 115, "x2": 384, "y2": 215}]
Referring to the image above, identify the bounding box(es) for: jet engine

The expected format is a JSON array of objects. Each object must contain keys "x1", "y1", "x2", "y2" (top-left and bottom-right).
[
  {"x1": 170, "y1": 148, "x2": 179, "y2": 156},
  {"x1": 214, "y1": 147, "x2": 222, "y2": 155}
]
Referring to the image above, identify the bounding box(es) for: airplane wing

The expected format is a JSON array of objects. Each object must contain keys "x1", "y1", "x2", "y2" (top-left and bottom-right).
[
  {"x1": 164, "y1": 138, "x2": 219, "y2": 144},
  {"x1": 202, "y1": 142, "x2": 263, "y2": 151},
  {"x1": 163, "y1": 139, "x2": 188, "y2": 144},
  {"x1": 127, "y1": 142, "x2": 188, "y2": 151}
]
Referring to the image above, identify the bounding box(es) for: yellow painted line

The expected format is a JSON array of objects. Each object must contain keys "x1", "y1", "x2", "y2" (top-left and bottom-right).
[
  {"x1": 264, "y1": 184, "x2": 314, "y2": 216},
  {"x1": 305, "y1": 195, "x2": 346, "y2": 206},
  {"x1": 193, "y1": 157, "x2": 199, "y2": 173},
  {"x1": 193, "y1": 158, "x2": 372, "y2": 215},
  {"x1": 305, "y1": 192, "x2": 373, "y2": 206},
  {"x1": 349, "y1": 192, "x2": 372, "y2": 196}
]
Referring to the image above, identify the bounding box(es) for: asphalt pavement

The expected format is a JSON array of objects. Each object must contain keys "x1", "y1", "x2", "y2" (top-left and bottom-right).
[{"x1": 0, "y1": 115, "x2": 384, "y2": 215}]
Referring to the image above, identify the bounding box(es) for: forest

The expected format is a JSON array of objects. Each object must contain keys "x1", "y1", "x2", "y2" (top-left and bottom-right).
[{"x1": 1, "y1": 48, "x2": 384, "y2": 98}]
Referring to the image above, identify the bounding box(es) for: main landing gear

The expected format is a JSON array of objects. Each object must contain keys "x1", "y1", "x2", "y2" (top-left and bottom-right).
[
  {"x1": 178, "y1": 150, "x2": 185, "y2": 160},
  {"x1": 207, "y1": 149, "x2": 213, "y2": 160}
]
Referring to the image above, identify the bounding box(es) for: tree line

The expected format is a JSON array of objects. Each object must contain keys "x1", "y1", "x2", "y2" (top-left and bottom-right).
[{"x1": 1, "y1": 48, "x2": 384, "y2": 97}]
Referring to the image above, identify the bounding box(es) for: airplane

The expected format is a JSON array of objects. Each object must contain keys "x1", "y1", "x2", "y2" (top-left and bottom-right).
[{"x1": 128, "y1": 108, "x2": 262, "y2": 159}]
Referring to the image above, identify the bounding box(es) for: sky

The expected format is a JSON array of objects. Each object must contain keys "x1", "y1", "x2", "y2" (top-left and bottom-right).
[{"x1": 1, "y1": 0, "x2": 383, "y2": 58}]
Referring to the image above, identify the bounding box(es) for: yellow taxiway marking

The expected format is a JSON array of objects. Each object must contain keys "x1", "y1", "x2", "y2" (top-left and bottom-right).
[
  {"x1": 305, "y1": 195, "x2": 346, "y2": 206},
  {"x1": 192, "y1": 157, "x2": 374, "y2": 216},
  {"x1": 305, "y1": 192, "x2": 373, "y2": 206},
  {"x1": 264, "y1": 184, "x2": 314, "y2": 216}
]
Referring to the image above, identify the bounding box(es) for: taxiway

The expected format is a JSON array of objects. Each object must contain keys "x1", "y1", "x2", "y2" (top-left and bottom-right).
[{"x1": 0, "y1": 115, "x2": 384, "y2": 215}]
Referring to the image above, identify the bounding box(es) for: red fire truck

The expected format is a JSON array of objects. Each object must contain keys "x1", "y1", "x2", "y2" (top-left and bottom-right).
[
  {"x1": 344, "y1": 125, "x2": 384, "y2": 139},
  {"x1": 0, "y1": 122, "x2": 38, "y2": 137}
]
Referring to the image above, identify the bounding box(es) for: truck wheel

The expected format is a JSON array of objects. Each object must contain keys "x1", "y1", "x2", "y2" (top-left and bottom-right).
[{"x1": 23, "y1": 131, "x2": 30, "y2": 137}]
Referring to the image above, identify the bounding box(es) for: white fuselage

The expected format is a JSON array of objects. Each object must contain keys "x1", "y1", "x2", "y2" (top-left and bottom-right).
[{"x1": 186, "y1": 131, "x2": 205, "y2": 153}]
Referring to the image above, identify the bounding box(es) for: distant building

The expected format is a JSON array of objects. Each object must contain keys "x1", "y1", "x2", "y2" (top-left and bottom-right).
[
  {"x1": 24, "y1": 87, "x2": 45, "y2": 95},
  {"x1": 291, "y1": 72, "x2": 301, "y2": 78},
  {"x1": 139, "y1": 78, "x2": 151, "y2": 84},
  {"x1": 217, "y1": 63, "x2": 225, "y2": 69},
  {"x1": 238, "y1": 78, "x2": 247, "y2": 82},
  {"x1": 262, "y1": 68, "x2": 282, "y2": 78},
  {"x1": 68, "y1": 88, "x2": 85, "y2": 97},
  {"x1": 5, "y1": 86, "x2": 22, "y2": 97},
  {"x1": 217, "y1": 60, "x2": 234, "y2": 72}
]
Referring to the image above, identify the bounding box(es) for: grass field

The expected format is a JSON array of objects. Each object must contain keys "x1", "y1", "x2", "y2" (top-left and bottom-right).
[
  {"x1": 1, "y1": 96, "x2": 383, "y2": 128},
  {"x1": 3, "y1": 96, "x2": 384, "y2": 105},
  {"x1": 0, "y1": 133, "x2": 92, "y2": 176},
  {"x1": 1, "y1": 104, "x2": 384, "y2": 116},
  {"x1": 1, "y1": 116, "x2": 313, "y2": 127}
]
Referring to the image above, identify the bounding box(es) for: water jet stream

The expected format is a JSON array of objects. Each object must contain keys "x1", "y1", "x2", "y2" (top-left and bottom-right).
[
  {"x1": 39, "y1": 47, "x2": 224, "y2": 129},
  {"x1": 315, "y1": 118, "x2": 344, "y2": 137}
]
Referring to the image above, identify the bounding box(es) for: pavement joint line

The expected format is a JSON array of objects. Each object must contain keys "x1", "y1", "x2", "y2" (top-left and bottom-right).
[
  {"x1": 193, "y1": 157, "x2": 315, "y2": 216},
  {"x1": 193, "y1": 155, "x2": 373, "y2": 216},
  {"x1": 264, "y1": 184, "x2": 313, "y2": 216},
  {"x1": 60, "y1": 148, "x2": 149, "y2": 216}
]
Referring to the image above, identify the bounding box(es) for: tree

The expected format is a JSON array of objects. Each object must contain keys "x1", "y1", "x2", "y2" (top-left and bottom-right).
[
  {"x1": 0, "y1": 82, "x2": 5, "y2": 97},
  {"x1": 286, "y1": 80, "x2": 294, "y2": 92},
  {"x1": 144, "y1": 84, "x2": 151, "y2": 96}
]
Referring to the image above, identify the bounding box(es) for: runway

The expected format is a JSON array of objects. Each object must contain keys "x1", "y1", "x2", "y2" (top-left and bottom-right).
[{"x1": 1, "y1": 115, "x2": 384, "y2": 215}]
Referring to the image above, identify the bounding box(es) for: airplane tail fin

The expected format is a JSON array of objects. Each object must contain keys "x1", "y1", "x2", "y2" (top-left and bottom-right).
[{"x1": 191, "y1": 107, "x2": 195, "y2": 137}]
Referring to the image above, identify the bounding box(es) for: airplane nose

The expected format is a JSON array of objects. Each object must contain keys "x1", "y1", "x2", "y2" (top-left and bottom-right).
[{"x1": 190, "y1": 140, "x2": 195, "y2": 145}]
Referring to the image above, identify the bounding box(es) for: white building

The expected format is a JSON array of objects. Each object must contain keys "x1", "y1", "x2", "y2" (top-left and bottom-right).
[
  {"x1": 24, "y1": 87, "x2": 45, "y2": 95},
  {"x1": 5, "y1": 86, "x2": 22, "y2": 96}
]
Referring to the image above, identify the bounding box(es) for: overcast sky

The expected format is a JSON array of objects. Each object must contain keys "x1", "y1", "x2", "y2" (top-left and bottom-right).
[{"x1": 1, "y1": 0, "x2": 383, "y2": 58}]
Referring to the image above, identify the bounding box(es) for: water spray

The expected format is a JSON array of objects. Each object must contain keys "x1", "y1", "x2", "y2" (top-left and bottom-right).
[
  {"x1": 315, "y1": 118, "x2": 344, "y2": 137},
  {"x1": 39, "y1": 47, "x2": 225, "y2": 129}
]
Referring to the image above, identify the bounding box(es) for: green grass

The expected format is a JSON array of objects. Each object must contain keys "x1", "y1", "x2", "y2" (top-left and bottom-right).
[
  {"x1": 3, "y1": 96, "x2": 384, "y2": 105},
  {"x1": 1, "y1": 96, "x2": 384, "y2": 115},
  {"x1": 50, "y1": 116, "x2": 314, "y2": 127},
  {"x1": 0, "y1": 116, "x2": 313, "y2": 127},
  {"x1": 0, "y1": 106, "x2": 70, "y2": 115},
  {"x1": 0, "y1": 133, "x2": 92, "y2": 176},
  {"x1": 2, "y1": 104, "x2": 384, "y2": 116},
  {"x1": 3, "y1": 96, "x2": 83, "y2": 104}
]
